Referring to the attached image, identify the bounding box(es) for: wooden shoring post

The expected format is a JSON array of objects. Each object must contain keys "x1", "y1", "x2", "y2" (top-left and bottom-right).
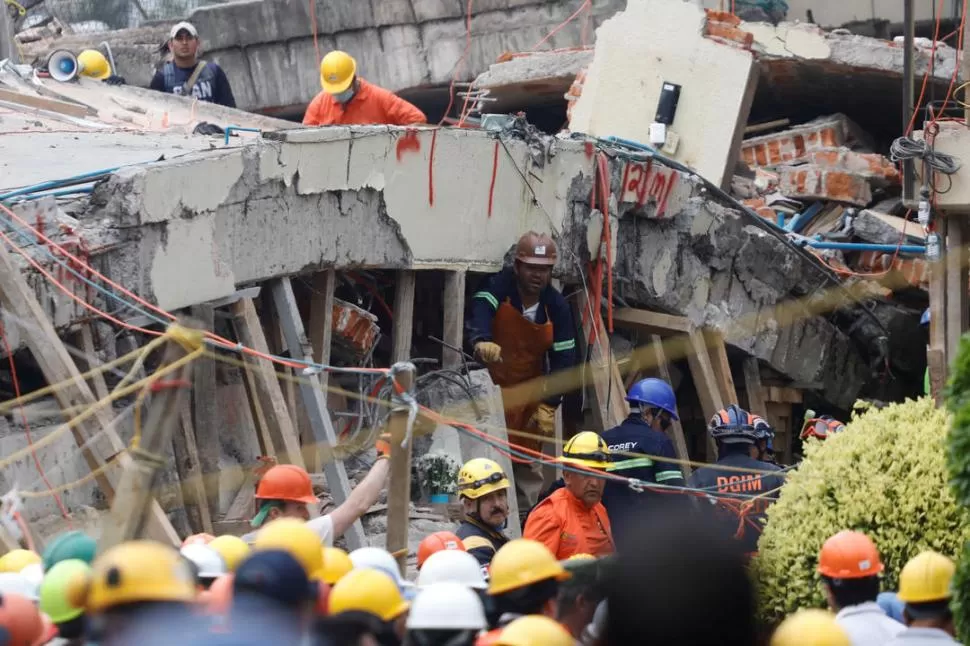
[
  {"x1": 386, "y1": 270, "x2": 416, "y2": 576},
  {"x1": 230, "y1": 297, "x2": 305, "y2": 468},
  {"x1": 73, "y1": 322, "x2": 110, "y2": 402},
  {"x1": 649, "y1": 335, "x2": 691, "y2": 477},
  {"x1": 239, "y1": 353, "x2": 274, "y2": 456},
  {"x1": 270, "y1": 278, "x2": 365, "y2": 550},
  {"x1": 573, "y1": 291, "x2": 628, "y2": 432},
  {"x1": 100, "y1": 328, "x2": 197, "y2": 549},
  {"x1": 929, "y1": 215, "x2": 947, "y2": 398},
  {"x1": 0, "y1": 241, "x2": 179, "y2": 544},
  {"x1": 764, "y1": 401, "x2": 794, "y2": 466},
  {"x1": 172, "y1": 402, "x2": 214, "y2": 535},
  {"x1": 704, "y1": 329, "x2": 738, "y2": 405},
  {"x1": 190, "y1": 304, "x2": 220, "y2": 522},
  {"x1": 741, "y1": 358, "x2": 768, "y2": 417},
  {"x1": 442, "y1": 271, "x2": 466, "y2": 369},
  {"x1": 306, "y1": 269, "x2": 337, "y2": 470},
  {"x1": 683, "y1": 330, "x2": 722, "y2": 462}
]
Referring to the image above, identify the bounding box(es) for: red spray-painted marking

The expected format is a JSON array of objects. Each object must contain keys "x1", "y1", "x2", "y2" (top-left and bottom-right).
[
  {"x1": 487, "y1": 140, "x2": 500, "y2": 218},
  {"x1": 584, "y1": 141, "x2": 595, "y2": 159},
  {"x1": 396, "y1": 128, "x2": 421, "y2": 161},
  {"x1": 428, "y1": 129, "x2": 437, "y2": 207},
  {"x1": 620, "y1": 160, "x2": 680, "y2": 218}
]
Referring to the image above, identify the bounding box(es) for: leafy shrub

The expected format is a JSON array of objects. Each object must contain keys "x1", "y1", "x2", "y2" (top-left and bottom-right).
[
  {"x1": 947, "y1": 334, "x2": 970, "y2": 642},
  {"x1": 755, "y1": 398, "x2": 970, "y2": 622}
]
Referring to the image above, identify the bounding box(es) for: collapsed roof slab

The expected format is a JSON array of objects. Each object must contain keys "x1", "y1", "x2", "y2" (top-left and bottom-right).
[{"x1": 14, "y1": 126, "x2": 868, "y2": 408}]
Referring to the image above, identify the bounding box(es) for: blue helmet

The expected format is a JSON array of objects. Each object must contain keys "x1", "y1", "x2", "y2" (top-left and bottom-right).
[
  {"x1": 921, "y1": 308, "x2": 930, "y2": 326},
  {"x1": 708, "y1": 405, "x2": 758, "y2": 444},
  {"x1": 626, "y1": 378, "x2": 678, "y2": 420}
]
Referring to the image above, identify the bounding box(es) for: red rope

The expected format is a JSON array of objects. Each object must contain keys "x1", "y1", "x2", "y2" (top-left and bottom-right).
[{"x1": 487, "y1": 140, "x2": 500, "y2": 218}]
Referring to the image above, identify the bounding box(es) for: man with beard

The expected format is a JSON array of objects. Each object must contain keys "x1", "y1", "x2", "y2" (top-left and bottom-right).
[
  {"x1": 523, "y1": 432, "x2": 614, "y2": 560},
  {"x1": 455, "y1": 459, "x2": 512, "y2": 569}
]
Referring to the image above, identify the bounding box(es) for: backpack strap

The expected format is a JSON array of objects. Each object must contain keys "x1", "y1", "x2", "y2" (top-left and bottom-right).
[{"x1": 181, "y1": 61, "x2": 207, "y2": 97}]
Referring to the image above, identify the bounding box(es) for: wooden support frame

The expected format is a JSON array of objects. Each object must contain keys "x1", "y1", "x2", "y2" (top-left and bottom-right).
[
  {"x1": 172, "y1": 403, "x2": 214, "y2": 535},
  {"x1": 704, "y1": 329, "x2": 737, "y2": 405},
  {"x1": 442, "y1": 271, "x2": 466, "y2": 370},
  {"x1": 574, "y1": 292, "x2": 628, "y2": 432},
  {"x1": 613, "y1": 308, "x2": 693, "y2": 336},
  {"x1": 649, "y1": 335, "x2": 691, "y2": 477},
  {"x1": 190, "y1": 304, "x2": 220, "y2": 522},
  {"x1": 72, "y1": 323, "x2": 110, "y2": 402},
  {"x1": 270, "y1": 278, "x2": 365, "y2": 550},
  {"x1": 684, "y1": 331, "x2": 722, "y2": 461}
]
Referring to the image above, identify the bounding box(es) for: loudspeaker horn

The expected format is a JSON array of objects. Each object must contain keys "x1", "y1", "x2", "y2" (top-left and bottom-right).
[{"x1": 48, "y1": 50, "x2": 79, "y2": 82}]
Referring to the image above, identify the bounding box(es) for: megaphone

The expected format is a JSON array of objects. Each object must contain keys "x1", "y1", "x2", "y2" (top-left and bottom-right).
[{"x1": 47, "y1": 50, "x2": 79, "y2": 82}]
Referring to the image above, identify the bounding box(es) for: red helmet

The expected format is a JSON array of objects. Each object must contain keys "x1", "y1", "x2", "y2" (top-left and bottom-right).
[
  {"x1": 417, "y1": 531, "x2": 466, "y2": 569},
  {"x1": 254, "y1": 465, "x2": 318, "y2": 504}
]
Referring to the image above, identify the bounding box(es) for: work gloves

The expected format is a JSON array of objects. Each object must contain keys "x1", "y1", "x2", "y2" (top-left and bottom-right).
[
  {"x1": 376, "y1": 433, "x2": 392, "y2": 460},
  {"x1": 530, "y1": 403, "x2": 557, "y2": 438},
  {"x1": 474, "y1": 341, "x2": 503, "y2": 363}
]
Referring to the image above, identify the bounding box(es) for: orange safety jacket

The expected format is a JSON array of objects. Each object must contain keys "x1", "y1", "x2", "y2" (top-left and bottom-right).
[
  {"x1": 302, "y1": 78, "x2": 426, "y2": 126},
  {"x1": 523, "y1": 487, "x2": 614, "y2": 560}
]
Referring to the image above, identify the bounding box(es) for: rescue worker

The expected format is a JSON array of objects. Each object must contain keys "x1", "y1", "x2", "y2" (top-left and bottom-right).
[
  {"x1": 208, "y1": 535, "x2": 250, "y2": 572},
  {"x1": 253, "y1": 518, "x2": 326, "y2": 580},
  {"x1": 0, "y1": 548, "x2": 40, "y2": 573},
  {"x1": 351, "y1": 547, "x2": 416, "y2": 599},
  {"x1": 180, "y1": 543, "x2": 228, "y2": 591},
  {"x1": 149, "y1": 22, "x2": 236, "y2": 107},
  {"x1": 481, "y1": 539, "x2": 570, "y2": 640},
  {"x1": 750, "y1": 414, "x2": 777, "y2": 464},
  {"x1": 494, "y1": 615, "x2": 574, "y2": 646},
  {"x1": 601, "y1": 378, "x2": 684, "y2": 546},
  {"x1": 556, "y1": 555, "x2": 605, "y2": 639},
  {"x1": 244, "y1": 436, "x2": 390, "y2": 545},
  {"x1": 417, "y1": 531, "x2": 465, "y2": 570},
  {"x1": 455, "y1": 458, "x2": 511, "y2": 568},
  {"x1": 40, "y1": 559, "x2": 90, "y2": 645},
  {"x1": 0, "y1": 592, "x2": 46, "y2": 646},
  {"x1": 885, "y1": 551, "x2": 960, "y2": 645},
  {"x1": 405, "y1": 582, "x2": 487, "y2": 646},
  {"x1": 466, "y1": 231, "x2": 577, "y2": 512},
  {"x1": 231, "y1": 550, "x2": 319, "y2": 643},
  {"x1": 42, "y1": 530, "x2": 96, "y2": 571},
  {"x1": 327, "y1": 568, "x2": 410, "y2": 646},
  {"x1": 801, "y1": 410, "x2": 847, "y2": 441},
  {"x1": 320, "y1": 547, "x2": 354, "y2": 585},
  {"x1": 687, "y1": 405, "x2": 786, "y2": 554},
  {"x1": 303, "y1": 51, "x2": 426, "y2": 126},
  {"x1": 416, "y1": 550, "x2": 488, "y2": 592},
  {"x1": 771, "y1": 609, "x2": 851, "y2": 646},
  {"x1": 817, "y1": 530, "x2": 904, "y2": 645},
  {"x1": 524, "y1": 432, "x2": 614, "y2": 559}
]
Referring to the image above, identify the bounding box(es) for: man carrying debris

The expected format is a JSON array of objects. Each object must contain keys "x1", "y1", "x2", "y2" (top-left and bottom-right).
[
  {"x1": 241, "y1": 436, "x2": 390, "y2": 545},
  {"x1": 303, "y1": 50, "x2": 426, "y2": 126},
  {"x1": 455, "y1": 458, "x2": 512, "y2": 568},
  {"x1": 467, "y1": 231, "x2": 577, "y2": 513},
  {"x1": 149, "y1": 22, "x2": 236, "y2": 108}
]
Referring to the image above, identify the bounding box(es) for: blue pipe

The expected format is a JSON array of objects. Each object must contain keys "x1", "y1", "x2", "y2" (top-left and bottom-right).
[
  {"x1": 803, "y1": 240, "x2": 926, "y2": 254},
  {"x1": 16, "y1": 186, "x2": 95, "y2": 201},
  {"x1": 224, "y1": 126, "x2": 261, "y2": 145},
  {"x1": 0, "y1": 167, "x2": 119, "y2": 201}
]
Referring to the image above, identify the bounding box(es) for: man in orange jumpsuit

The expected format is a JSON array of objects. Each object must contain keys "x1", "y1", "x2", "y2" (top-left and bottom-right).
[
  {"x1": 466, "y1": 231, "x2": 578, "y2": 515},
  {"x1": 303, "y1": 50, "x2": 426, "y2": 126},
  {"x1": 523, "y1": 432, "x2": 614, "y2": 559}
]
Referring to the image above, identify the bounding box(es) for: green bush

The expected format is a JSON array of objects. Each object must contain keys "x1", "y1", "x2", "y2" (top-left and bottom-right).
[
  {"x1": 946, "y1": 334, "x2": 970, "y2": 642},
  {"x1": 755, "y1": 397, "x2": 970, "y2": 622}
]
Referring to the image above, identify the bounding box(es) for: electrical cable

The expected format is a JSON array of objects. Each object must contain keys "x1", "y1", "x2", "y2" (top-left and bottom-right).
[
  {"x1": 890, "y1": 135, "x2": 961, "y2": 175},
  {"x1": 531, "y1": 0, "x2": 591, "y2": 51}
]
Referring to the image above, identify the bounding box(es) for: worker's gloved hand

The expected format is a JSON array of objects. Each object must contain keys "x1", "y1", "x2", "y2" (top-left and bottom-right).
[
  {"x1": 103, "y1": 75, "x2": 127, "y2": 86},
  {"x1": 529, "y1": 403, "x2": 557, "y2": 437},
  {"x1": 375, "y1": 433, "x2": 391, "y2": 460},
  {"x1": 474, "y1": 341, "x2": 503, "y2": 363},
  {"x1": 193, "y1": 121, "x2": 225, "y2": 136}
]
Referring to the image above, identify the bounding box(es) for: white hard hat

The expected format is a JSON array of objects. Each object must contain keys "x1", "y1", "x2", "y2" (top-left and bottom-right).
[
  {"x1": 0, "y1": 572, "x2": 38, "y2": 601},
  {"x1": 180, "y1": 543, "x2": 227, "y2": 580},
  {"x1": 19, "y1": 563, "x2": 43, "y2": 593},
  {"x1": 416, "y1": 549, "x2": 487, "y2": 590},
  {"x1": 406, "y1": 582, "x2": 487, "y2": 631},
  {"x1": 349, "y1": 546, "x2": 415, "y2": 597}
]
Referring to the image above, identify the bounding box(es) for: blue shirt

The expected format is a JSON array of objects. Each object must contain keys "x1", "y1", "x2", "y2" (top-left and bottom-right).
[{"x1": 149, "y1": 61, "x2": 236, "y2": 108}]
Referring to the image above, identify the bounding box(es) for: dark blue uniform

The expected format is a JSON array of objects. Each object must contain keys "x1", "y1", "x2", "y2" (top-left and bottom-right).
[
  {"x1": 687, "y1": 450, "x2": 785, "y2": 553},
  {"x1": 455, "y1": 515, "x2": 509, "y2": 568},
  {"x1": 602, "y1": 415, "x2": 684, "y2": 546},
  {"x1": 150, "y1": 61, "x2": 236, "y2": 108}
]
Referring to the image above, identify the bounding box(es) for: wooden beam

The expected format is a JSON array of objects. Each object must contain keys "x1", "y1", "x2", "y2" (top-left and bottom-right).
[
  {"x1": 270, "y1": 278, "x2": 364, "y2": 550},
  {"x1": 574, "y1": 293, "x2": 629, "y2": 432},
  {"x1": 649, "y1": 335, "x2": 691, "y2": 477},
  {"x1": 73, "y1": 323, "x2": 110, "y2": 402},
  {"x1": 765, "y1": 401, "x2": 794, "y2": 466},
  {"x1": 442, "y1": 271, "x2": 466, "y2": 369},
  {"x1": 612, "y1": 308, "x2": 693, "y2": 337},
  {"x1": 229, "y1": 298, "x2": 305, "y2": 468},
  {"x1": 704, "y1": 329, "x2": 737, "y2": 405},
  {"x1": 0, "y1": 242, "x2": 178, "y2": 545},
  {"x1": 929, "y1": 216, "x2": 947, "y2": 383},
  {"x1": 239, "y1": 351, "x2": 274, "y2": 456},
  {"x1": 306, "y1": 269, "x2": 337, "y2": 470},
  {"x1": 0, "y1": 88, "x2": 95, "y2": 118},
  {"x1": 387, "y1": 271, "x2": 416, "y2": 575},
  {"x1": 741, "y1": 358, "x2": 768, "y2": 417},
  {"x1": 684, "y1": 331, "x2": 722, "y2": 461},
  {"x1": 190, "y1": 305, "x2": 220, "y2": 523},
  {"x1": 172, "y1": 403, "x2": 214, "y2": 535},
  {"x1": 764, "y1": 386, "x2": 803, "y2": 404}
]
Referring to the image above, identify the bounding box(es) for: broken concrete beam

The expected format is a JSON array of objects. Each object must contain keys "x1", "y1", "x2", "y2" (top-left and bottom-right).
[
  {"x1": 853, "y1": 210, "x2": 925, "y2": 246},
  {"x1": 778, "y1": 165, "x2": 873, "y2": 206},
  {"x1": 807, "y1": 149, "x2": 899, "y2": 186}
]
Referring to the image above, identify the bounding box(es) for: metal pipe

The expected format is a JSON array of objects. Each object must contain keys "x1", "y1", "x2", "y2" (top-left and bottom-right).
[
  {"x1": 804, "y1": 241, "x2": 925, "y2": 254},
  {"x1": 903, "y1": 0, "x2": 916, "y2": 201}
]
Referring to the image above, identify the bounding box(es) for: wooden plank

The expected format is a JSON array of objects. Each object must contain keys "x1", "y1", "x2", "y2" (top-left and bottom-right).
[
  {"x1": 172, "y1": 403, "x2": 214, "y2": 535},
  {"x1": 741, "y1": 358, "x2": 768, "y2": 417},
  {"x1": 946, "y1": 216, "x2": 969, "y2": 371},
  {"x1": 239, "y1": 352, "x2": 274, "y2": 456},
  {"x1": 306, "y1": 269, "x2": 336, "y2": 470},
  {"x1": 704, "y1": 329, "x2": 737, "y2": 405},
  {"x1": 929, "y1": 216, "x2": 947, "y2": 374},
  {"x1": 0, "y1": 242, "x2": 178, "y2": 545},
  {"x1": 0, "y1": 88, "x2": 95, "y2": 118},
  {"x1": 74, "y1": 323, "x2": 110, "y2": 402},
  {"x1": 190, "y1": 305, "x2": 220, "y2": 523},
  {"x1": 223, "y1": 473, "x2": 257, "y2": 522},
  {"x1": 765, "y1": 386, "x2": 803, "y2": 404},
  {"x1": 270, "y1": 278, "x2": 364, "y2": 550},
  {"x1": 387, "y1": 271, "x2": 416, "y2": 575},
  {"x1": 684, "y1": 331, "x2": 722, "y2": 462},
  {"x1": 765, "y1": 402, "x2": 793, "y2": 466},
  {"x1": 574, "y1": 292, "x2": 629, "y2": 432},
  {"x1": 442, "y1": 271, "x2": 466, "y2": 369},
  {"x1": 928, "y1": 348, "x2": 947, "y2": 406},
  {"x1": 229, "y1": 298, "x2": 305, "y2": 468},
  {"x1": 650, "y1": 335, "x2": 691, "y2": 477},
  {"x1": 612, "y1": 308, "x2": 693, "y2": 337}
]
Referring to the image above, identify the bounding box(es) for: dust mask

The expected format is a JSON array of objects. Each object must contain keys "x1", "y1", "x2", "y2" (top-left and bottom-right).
[{"x1": 332, "y1": 87, "x2": 355, "y2": 104}]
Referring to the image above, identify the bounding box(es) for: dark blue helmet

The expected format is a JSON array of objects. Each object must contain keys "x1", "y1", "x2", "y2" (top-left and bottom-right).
[
  {"x1": 626, "y1": 378, "x2": 678, "y2": 420},
  {"x1": 708, "y1": 405, "x2": 758, "y2": 444}
]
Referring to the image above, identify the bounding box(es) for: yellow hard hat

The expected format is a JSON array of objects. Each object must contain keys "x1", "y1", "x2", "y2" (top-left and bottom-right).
[
  {"x1": 488, "y1": 539, "x2": 570, "y2": 595},
  {"x1": 253, "y1": 518, "x2": 324, "y2": 580},
  {"x1": 771, "y1": 609, "x2": 850, "y2": 646},
  {"x1": 320, "y1": 50, "x2": 356, "y2": 94},
  {"x1": 495, "y1": 615, "x2": 574, "y2": 646},
  {"x1": 77, "y1": 50, "x2": 112, "y2": 80},
  {"x1": 208, "y1": 535, "x2": 250, "y2": 572},
  {"x1": 329, "y1": 568, "x2": 409, "y2": 621},
  {"x1": 457, "y1": 458, "x2": 510, "y2": 500},
  {"x1": 72, "y1": 540, "x2": 196, "y2": 613},
  {"x1": 897, "y1": 551, "x2": 956, "y2": 604},
  {"x1": 320, "y1": 547, "x2": 354, "y2": 585},
  {"x1": 561, "y1": 432, "x2": 612, "y2": 469},
  {"x1": 0, "y1": 549, "x2": 41, "y2": 573}
]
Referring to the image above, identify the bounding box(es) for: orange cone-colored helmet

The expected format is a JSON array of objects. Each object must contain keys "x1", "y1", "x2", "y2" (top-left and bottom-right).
[
  {"x1": 255, "y1": 465, "x2": 318, "y2": 504},
  {"x1": 417, "y1": 531, "x2": 466, "y2": 569},
  {"x1": 514, "y1": 231, "x2": 557, "y2": 266},
  {"x1": 0, "y1": 592, "x2": 44, "y2": 646},
  {"x1": 817, "y1": 530, "x2": 884, "y2": 579}
]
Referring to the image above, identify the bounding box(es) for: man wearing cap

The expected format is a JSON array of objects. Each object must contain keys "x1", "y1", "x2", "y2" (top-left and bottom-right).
[
  {"x1": 466, "y1": 231, "x2": 577, "y2": 514},
  {"x1": 886, "y1": 551, "x2": 961, "y2": 645},
  {"x1": 303, "y1": 50, "x2": 425, "y2": 126},
  {"x1": 150, "y1": 22, "x2": 236, "y2": 107}
]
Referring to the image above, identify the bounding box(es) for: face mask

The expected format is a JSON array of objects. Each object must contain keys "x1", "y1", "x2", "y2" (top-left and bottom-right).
[{"x1": 332, "y1": 87, "x2": 355, "y2": 104}]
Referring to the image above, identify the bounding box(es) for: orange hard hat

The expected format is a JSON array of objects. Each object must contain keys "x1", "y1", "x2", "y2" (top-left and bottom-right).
[
  {"x1": 182, "y1": 533, "x2": 215, "y2": 547},
  {"x1": 0, "y1": 592, "x2": 44, "y2": 646},
  {"x1": 818, "y1": 530, "x2": 884, "y2": 579},
  {"x1": 255, "y1": 465, "x2": 318, "y2": 504},
  {"x1": 417, "y1": 531, "x2": 466, "y2": 569},
  {"x1": 204, "y1": 574, "x2": 234, "y2": 616},
  {"x1": 514, "y1": 231, "x2": 557, "y2": 266}
]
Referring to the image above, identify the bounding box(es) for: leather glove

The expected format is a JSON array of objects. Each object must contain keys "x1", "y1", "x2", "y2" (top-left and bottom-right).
[
  {"x1": 474, "y1": 341, "x2": 503, "y2": 363},
  {"x1": 376, "y1": 433, "x2": 391, "y2": 460},
  {"x1": 103, "y1": 75, "x2": 127, "y2": 86},
  {"x1": 529, "y1": 403, "x2": 557, "y2": 437}
]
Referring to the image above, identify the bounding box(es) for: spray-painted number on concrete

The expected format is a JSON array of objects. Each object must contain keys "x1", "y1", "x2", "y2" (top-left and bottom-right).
[{"x1": 620, "y1": 160, "x2": 680, "y2": 218}]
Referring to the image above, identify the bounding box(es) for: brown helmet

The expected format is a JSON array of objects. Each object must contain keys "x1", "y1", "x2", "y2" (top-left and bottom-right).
[{"x1": 514, "y1": 231, "x2": 557, "y2": 266}]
